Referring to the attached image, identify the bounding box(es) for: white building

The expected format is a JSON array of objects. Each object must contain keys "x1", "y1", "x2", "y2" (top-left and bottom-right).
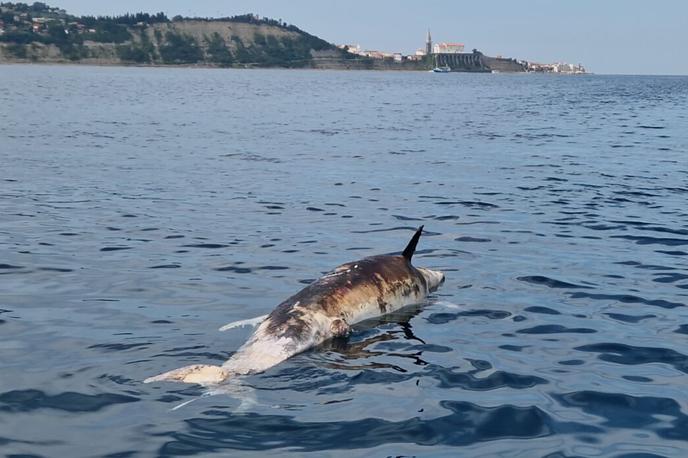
[
  {"x1": 526, "y1": 61, "x2": 587, "y2": 74},
  {"x1": 432, "y1": 42, "x2": 465, "y2": 54}
]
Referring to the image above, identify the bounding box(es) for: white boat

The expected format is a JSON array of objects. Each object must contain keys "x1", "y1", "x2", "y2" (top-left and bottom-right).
[{"x1": 432, "y1": 65, "x2": 451, "y2": 73}]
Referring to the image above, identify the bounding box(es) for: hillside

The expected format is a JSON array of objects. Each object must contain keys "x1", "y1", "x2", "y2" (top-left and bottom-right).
[
  {"x1": 0, "y1": 2, "x2": 358, "y2": 68},
  {"x1": 0, "y1": 2, "x2": 530, "y2": 72}
]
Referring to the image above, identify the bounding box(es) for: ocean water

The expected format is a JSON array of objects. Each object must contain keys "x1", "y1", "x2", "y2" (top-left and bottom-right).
[{"x1": 1, "y1": 65, "x2": 687, "y2": 457}]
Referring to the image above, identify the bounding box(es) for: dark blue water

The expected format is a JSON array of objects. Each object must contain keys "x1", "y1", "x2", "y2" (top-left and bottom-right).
[{"x1": 1, "y1": 65, "x2": 687, "y2": 457}]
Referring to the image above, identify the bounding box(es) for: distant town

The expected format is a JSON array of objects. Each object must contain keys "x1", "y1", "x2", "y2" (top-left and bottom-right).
[
  {"x1": 337, "y1": 30, "x2": 586, "y2": 74},
  {"x1": 0, "y1": 2, "x2": 586, "y2": 73}
]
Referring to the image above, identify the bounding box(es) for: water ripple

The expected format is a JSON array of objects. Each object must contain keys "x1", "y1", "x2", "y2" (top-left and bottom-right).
[
  {"x1": 159, "y1": 401, "x2": 601, "y2": 453},
  {"x1": 554, "y1": 391, "x2": 688, "y2": 440},
  {"x1": 518, "y1": 276, "x2": 592, "y2": 289},
  {"x1": 575, "y1": 343, "x2": 688, "y2": 374},
  {"x1": 0, "y1": 390, "x2": 138, "y2": 413},
  {"x1": 569, "y1": 293, "x2": 685, "y2": 309}
]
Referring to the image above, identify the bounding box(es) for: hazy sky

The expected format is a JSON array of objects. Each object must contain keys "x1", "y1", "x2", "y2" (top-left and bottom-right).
[{"x1": 55, "y1": 0, "x2": 688, "y2": 75}]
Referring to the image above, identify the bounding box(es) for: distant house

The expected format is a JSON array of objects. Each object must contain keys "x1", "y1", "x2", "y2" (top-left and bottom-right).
[
  {"x1": 339, "y1": 44, "x2": 408, "y2": 61},
  {"x1": 337, "y1": 43, "x2": 361, "y2": 54},
  {"x1": 362, "y1": 50, "x2": 384, "y2": 59}
]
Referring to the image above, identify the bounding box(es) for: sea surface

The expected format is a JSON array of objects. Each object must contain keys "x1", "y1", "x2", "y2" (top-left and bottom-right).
[{"x1": 1, "y1": 65, "x2": 687, "y2": 457}]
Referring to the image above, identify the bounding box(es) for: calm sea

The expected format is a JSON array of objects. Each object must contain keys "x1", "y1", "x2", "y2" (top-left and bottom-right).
[{"x1": 1, "y1": 65, "x2": 687, "y2": 457}]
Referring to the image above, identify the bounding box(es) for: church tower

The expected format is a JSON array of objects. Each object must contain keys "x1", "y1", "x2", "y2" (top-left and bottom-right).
[{"x1": 426, "y1": 29, "x2": 432, "y2": 56}]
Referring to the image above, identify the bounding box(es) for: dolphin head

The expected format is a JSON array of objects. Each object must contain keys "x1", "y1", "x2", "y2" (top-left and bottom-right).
[{"x1": 417, "y1": 267, "x2": 445, "y2": 292}]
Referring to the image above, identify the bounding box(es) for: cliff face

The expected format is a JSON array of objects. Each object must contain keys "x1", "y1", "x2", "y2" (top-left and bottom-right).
[
  {"x1": 481, "y1": 55, "x2": 527, "y2": 73},
  {"x1": 310, "y1": 49, "x2": 428, "y2": 71},
  {"x1": 0, "y1": 18, "x2": 341, "y2": 67}
]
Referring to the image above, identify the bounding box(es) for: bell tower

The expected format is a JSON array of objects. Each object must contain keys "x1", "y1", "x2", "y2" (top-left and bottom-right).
[{"x1": 426, "y1": 29, "x2": 432, "y2": 56}]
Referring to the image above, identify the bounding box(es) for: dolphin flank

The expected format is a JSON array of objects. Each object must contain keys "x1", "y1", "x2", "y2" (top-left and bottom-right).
[{"x1": 144, "y1": 226, "x2": 444, "y2": 385}]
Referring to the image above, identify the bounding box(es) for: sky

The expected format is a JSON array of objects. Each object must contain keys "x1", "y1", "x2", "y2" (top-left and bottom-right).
[{"x1": 53, "y1": 0, "x2": 688, "y2": 75}]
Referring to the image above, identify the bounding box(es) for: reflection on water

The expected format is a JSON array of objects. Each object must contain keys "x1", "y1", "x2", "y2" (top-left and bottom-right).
[{"x1": 1, "y1": 65, "x2": 688, "y2": 457}]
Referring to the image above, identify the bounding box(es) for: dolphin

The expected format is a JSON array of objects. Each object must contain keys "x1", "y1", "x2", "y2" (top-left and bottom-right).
[{"x1": 144, "y1": 226, "x2": 444, "y2": 386}]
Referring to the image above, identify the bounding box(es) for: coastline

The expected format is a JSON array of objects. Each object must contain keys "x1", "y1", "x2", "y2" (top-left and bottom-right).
[
  {"x1": 0, "y1": 60, "x2": 595, "y2": 74},
  {"x1": 0, "y1": 51, "x2": 430, "y2": 72},
  {"x1": 0, "y1": 59, "x2": 420, "y2": 71},
  {"x1": 0, "y1": 54, "x2": 527, "y2": 72},
  {"x1": 0, "y1": 4, "x2": 593, "y2": 76},
  {"x1": 0, "y1": 7, "x2": 529, "y2": 73}
]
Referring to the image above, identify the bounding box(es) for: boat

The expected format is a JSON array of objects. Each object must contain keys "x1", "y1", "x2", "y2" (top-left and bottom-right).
[{"x1": 432, "y1": 65, "x2": 451, "y2": 73}]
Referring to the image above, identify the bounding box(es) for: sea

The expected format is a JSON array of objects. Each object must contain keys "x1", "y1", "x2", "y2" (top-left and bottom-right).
[{"x1": 1, "y1": 65, "x2": 687, "y2": 457}]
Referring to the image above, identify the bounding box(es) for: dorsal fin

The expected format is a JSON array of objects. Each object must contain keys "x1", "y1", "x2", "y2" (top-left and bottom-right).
[{"x1": 402, "y1": 225, "x2": 424, "y2": 261}]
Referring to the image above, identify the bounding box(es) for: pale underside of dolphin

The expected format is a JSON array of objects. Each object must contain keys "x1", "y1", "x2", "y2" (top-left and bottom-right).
[{"x1": 144, "y1": 226, "x2": 445, "y2": 386}]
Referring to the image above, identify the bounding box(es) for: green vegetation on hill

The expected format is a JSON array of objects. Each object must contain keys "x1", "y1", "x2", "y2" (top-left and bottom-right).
[
  {"x1": 116, "y1": 29, "x2": 156, "y2": 63},
  {"x1": 205, "y1": 32, "x2": 232, "y2": 66},
  {"x1": 158, "y1": 31, "x2": 202, "y2": 64},
  {"x1": 0, "y1": 2, "x2": 342, "y2": 66}
]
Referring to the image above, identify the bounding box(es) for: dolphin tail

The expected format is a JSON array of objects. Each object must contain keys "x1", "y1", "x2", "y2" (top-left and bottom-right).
[
  {"x1": 207, "y1": 379, "x2": 259, "y2": 412},
  {"x1": 402, "y1": 225, "x2": 424, "y2": 261},
  {"x1": 219, "y1": 314, "x2": 269, "y2": 332},
  {"x1": 144, "y1": 364, "x2": 229, "y2": 386}
]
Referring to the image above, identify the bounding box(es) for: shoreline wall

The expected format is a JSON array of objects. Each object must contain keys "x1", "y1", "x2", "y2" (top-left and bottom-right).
[
  {"x1": 434, "y1": 52, "x2": 527, "y2": 72},
  {"x1": 0, "y1": 47, "x2": 526, "y2": 72},
  {"x1": 0, "y1": 43, "x2": 526, "y2": 73}
]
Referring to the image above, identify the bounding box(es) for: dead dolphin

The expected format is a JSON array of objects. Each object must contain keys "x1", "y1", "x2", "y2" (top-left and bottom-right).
[{"x1": 144, "y1": 226, "x2": 444, "y2": 385}]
